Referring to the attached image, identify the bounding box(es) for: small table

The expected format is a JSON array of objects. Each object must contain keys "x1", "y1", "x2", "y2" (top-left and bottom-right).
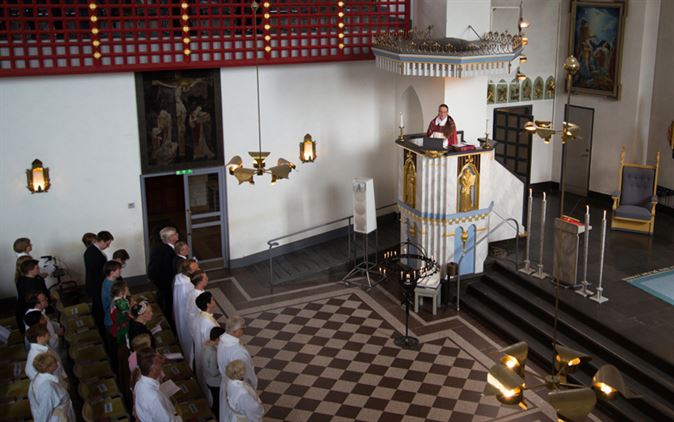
[{"x1": 414, "y1": 272, "x2": 441, "y2": 315}]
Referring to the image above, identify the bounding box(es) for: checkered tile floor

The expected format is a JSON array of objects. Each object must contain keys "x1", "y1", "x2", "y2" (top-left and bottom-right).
[{"x1": 233, "y1": 290, "x2": 543, "y2": 421}]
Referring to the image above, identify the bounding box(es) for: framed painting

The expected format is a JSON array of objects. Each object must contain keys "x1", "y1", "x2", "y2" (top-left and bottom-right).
[
  {"x1": 136, "y1": 69, "x2": 224, "y2": 174},
  {"x1": 569, "y1": 0, "x2": 626, "y2": 99}
]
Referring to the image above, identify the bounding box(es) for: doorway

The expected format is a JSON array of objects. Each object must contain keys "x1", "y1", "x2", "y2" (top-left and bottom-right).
[
  {"x1": 493, "y1": 105, "x2": 533, "y2": 222},
  {"x1": 564, "y1": 105, "x2": 594, "y2": 197},
  {"x1": 141, "y1": 167, "x2": 229, "y2": 270}
]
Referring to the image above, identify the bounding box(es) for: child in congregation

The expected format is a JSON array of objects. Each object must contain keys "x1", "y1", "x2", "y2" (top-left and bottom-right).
[{"x1": 204, "y1": 326, "x2": 226, "y2": 416}]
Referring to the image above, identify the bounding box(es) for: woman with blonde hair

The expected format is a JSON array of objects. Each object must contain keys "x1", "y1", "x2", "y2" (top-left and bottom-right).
[
  {"x1": 28, "y1": 352, "x2": 75, "y2": 421},
  {"x1": 223, "y1": 359, "x2": 264, "y2": 422}
]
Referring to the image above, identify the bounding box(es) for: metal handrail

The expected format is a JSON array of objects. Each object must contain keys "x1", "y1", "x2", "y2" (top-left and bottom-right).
[
  {"x1": 266, "y1": 202, "x2": 398, "y2": 285},
  {"x1": 454, "y1": 213, "x2": 520, "y2": 311}
]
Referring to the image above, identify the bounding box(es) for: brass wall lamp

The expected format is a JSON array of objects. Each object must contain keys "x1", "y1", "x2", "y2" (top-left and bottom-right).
[
  {"x1": 27, "y1": 159, "x2": 51, "y2": 193},
  {"x1": 299, "y1": 133, "x2": 317, "y2": 163}
]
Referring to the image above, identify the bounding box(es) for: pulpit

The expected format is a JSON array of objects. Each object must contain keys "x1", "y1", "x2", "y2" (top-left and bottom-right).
[
  {"x1": 396, "y1": 135, "x2": 501, "y2": 277},
  {"x1": 552, "y1": 217, "x2": 590, "y2": 287}
]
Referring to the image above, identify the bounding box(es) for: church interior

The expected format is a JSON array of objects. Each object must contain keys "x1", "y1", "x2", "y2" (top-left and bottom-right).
[{"x1": 2, "y1": 0, "x2": 674, "y2": 420}]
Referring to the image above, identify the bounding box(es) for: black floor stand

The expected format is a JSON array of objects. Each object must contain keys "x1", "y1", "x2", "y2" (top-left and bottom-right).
[{"x1": 394, "y1": 280, "x2": 418, "y2": 348}]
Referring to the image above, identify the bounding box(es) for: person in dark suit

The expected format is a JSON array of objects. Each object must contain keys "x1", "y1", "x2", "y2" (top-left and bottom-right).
[
  {"x1": 84, "y1": 230, "x2": 113, "y2": 332},
  {"x1": 15, "y1": 259, "x2": 49, "y2": 332},
  {"x1": 147, "y1": 226, "x2": 178, "y2": 323}
]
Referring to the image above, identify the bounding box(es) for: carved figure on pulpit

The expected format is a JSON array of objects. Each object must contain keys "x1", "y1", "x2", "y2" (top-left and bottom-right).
[
  {"x1": 403, "y1": 152, "x2": 417, "y2": 208},
  {"x1": 458, "y1": 161, "x2": 479, "y2": 212}
]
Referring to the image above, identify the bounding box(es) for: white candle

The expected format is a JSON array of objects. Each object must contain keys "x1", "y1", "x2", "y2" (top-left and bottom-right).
[
  {"x1": 486, "y1": 119, "x2": 489, "y2": 134},
  {"x1": 598, "y1": 210, "x2": 607, "y2": 290},
  {"x1": 399, "y1": 112, "x2": 404, "y2": 128},
  {"x1": 524, "y1": 188, "x2": 533, "y2": 268},
  {"x1": 583, "y1": 204, "x2": 590, "y2": 286}
]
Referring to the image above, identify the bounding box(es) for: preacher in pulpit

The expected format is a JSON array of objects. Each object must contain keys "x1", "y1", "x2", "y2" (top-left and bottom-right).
[{"x1": 426, "y1": 104, "x2": 457, "y2": 147}]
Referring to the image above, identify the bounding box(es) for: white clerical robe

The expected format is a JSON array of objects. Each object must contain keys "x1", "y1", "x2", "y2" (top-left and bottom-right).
[
  {"x1": 194, "y1": 310, "x2": 218, "y2": 405},
  {"x1": 172, "y1": 273, "x2": 195, "y2": 369},
  {"x1": 225, "y1": 379, "x2": 264, "y2": 422},
  {"x1": 134, "y1": 375, "x2": 182, "y2": 422},
  {"x1": 29, "y1": 372, "x2": 75, "y2": 422},
  {"x1": 217, "y1": 333, "x2": 258, "y2": 422},
  {"x1": 26, "y1": 343, "x2": 67, "y2": 386}
]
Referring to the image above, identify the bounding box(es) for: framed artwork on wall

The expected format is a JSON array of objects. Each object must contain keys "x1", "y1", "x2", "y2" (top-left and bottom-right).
[
  {"x1": 135, "y1": 69, "x2": 224, "y2": 174},
  {"x1": 568, "y1": 0, "x2": 627, "y2": 99}
]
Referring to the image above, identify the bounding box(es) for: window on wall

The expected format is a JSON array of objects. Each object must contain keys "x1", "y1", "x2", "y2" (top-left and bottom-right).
[{"x1": 0, "y1": 0, "x2": 410, "y2": 77}]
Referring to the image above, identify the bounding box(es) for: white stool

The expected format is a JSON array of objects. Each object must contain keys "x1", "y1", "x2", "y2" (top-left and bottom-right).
[{"x1": 414, "y1": 272, "x2": 442, "y2": 315}]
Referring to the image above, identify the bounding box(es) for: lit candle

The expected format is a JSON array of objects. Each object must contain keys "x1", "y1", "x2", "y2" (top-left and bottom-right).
[{"x1": 400, "y1": 112, "x2": 404, "y2": 128}]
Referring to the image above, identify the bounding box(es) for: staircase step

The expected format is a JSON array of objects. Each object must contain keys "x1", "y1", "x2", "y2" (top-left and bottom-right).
[{"x1": 462, "y1": 268, "x2": 674, "y2": 420}]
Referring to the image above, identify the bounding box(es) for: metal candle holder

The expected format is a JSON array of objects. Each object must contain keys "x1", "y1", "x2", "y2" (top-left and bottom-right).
[
  {"x1": 519, "y1": 188, "x2": 535, "y2": 275},
  {"x1": 381, "y1": 242, "x2": 439, "y2": 349},
  {"x1": 576, "y1": 206, "x2": 594, "y2": 297},
  {"x1": 590, "y1": 210, "x2": 609, "y2": 304},
  {"x1": 533, "y1": 192, "x2": 548, "y2": 279}
]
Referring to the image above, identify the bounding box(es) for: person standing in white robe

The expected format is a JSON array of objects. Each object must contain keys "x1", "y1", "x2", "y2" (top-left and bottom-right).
[
  {"x1": 133, "y1": 348, "x2": 182, "y2": 422},
  {"x1": 217, "y1": 315, "x2": 257, "y2": 422},
  {"x1": 25, "y1": 324, "x2": 67, "y2": 387},
  {"x1": 172, "y1": 259, "x2": 198, "y2": 369},
  {"x1": 29, "y1": 352, "x2": 75, "y2": 422},
  {"x1": 194, "y1": 291, "x2": 219, "y2": 405},
  {"x1": 187, "y1": 271, "x2": 208, "y2": 361},
  {"x1": 225, "y1": 360, "x2": 264, "y2": 422}
]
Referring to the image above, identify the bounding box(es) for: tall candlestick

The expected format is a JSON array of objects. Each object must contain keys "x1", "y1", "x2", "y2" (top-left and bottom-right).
[
  {"x1": 591, "y1": 210, "x2": 609, "y2": 303},
  {"x1": 577, "y1": 205, "x2": 593, "y2": 296},
  {"x1": 519, "y1": 188, "x2": 534, "y2": 274},
  {"x1": 398, "y1": 113, "x2": 405, "y2": 140},
  {"x1": 534, "y1": 191, "x2": 548, "y2": 279}
]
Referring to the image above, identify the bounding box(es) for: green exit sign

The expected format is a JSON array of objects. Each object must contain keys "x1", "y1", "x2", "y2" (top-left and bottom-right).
[{"x1": 175, "y1": 169, "x2": 193, "y2": 175}]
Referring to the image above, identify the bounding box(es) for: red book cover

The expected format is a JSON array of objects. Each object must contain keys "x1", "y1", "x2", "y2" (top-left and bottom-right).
[{"x1": 560, "y1": 215, "x2": 583, "y2": 226}]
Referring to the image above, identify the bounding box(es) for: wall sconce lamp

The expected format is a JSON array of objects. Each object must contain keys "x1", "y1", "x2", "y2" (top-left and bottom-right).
[
  {"x1": 26, "y1": 159, "x2": 51, "y2": 193},
  {"x1": 300, "y1": 133, "x2": 317, "y2": 163}
]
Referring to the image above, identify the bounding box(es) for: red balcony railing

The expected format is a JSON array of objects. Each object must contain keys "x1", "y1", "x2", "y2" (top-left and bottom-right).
[{"x1": 0, "y1": 0, "x2": 410, "y2": 77}]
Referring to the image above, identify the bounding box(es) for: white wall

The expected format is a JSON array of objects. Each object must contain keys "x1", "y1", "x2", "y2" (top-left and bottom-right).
[
  {"x1": 648, "y1": 0, "x2": 674, "y2": 190},
  {"x1": 0, "y1": 61, "x2": 399, "y2": 298},
  {"x1": 490, "y1": 0, "x2": 562, "y2": 184},
  {"x1": 0, "y1": 74, "x2": 145, "y2": 298},
  {"x1": 551, "y1": 0, "x2": 661, "y2": 194},
  {"x1": 222, "y1": 62, "x2": 399, "y2": 260}
]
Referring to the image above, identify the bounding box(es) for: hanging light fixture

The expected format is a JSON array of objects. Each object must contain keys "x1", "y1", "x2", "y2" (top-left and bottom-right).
[
  {"x1": 299, "y1": 133, "x2": 317, "y2": 163},
  {"x1": 26, "y1": 159, "x2": 51, "y2": 193},
  {"x1": 515, "y1": 1, "x2": 529, "y2": 80},
  {"x1": 225, "y1": 1, "x2": 295, "y2": 185}
]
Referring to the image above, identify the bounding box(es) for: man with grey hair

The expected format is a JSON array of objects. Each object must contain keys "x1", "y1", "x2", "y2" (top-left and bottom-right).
[
  {"x1": 148, "y1": 226, "x2": 179, "y2": 321},
  {"x1": 217, "y1": 315, "x2": 257, "y2": 422}
]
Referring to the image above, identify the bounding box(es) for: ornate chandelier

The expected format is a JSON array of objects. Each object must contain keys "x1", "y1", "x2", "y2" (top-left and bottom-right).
[{"x1": 225, "y1": 1, "x2": 295, "y2": 185}]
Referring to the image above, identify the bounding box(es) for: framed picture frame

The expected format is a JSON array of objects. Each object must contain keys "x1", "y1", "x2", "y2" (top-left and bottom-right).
[
  {"x1": 135, "y1": 69, "x2": 224, "y2": 174},
  {"x1": 568, "y1": 0, "x2": 627, "y2": 99}
]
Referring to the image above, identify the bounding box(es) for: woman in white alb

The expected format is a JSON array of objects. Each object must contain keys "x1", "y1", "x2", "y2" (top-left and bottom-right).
[
  {"x1": 224, "y1": 360, "x2": 264, "y2": 422},
  {"x1": 28, "y1": 352, "x2": 76, "y2": 422}
]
